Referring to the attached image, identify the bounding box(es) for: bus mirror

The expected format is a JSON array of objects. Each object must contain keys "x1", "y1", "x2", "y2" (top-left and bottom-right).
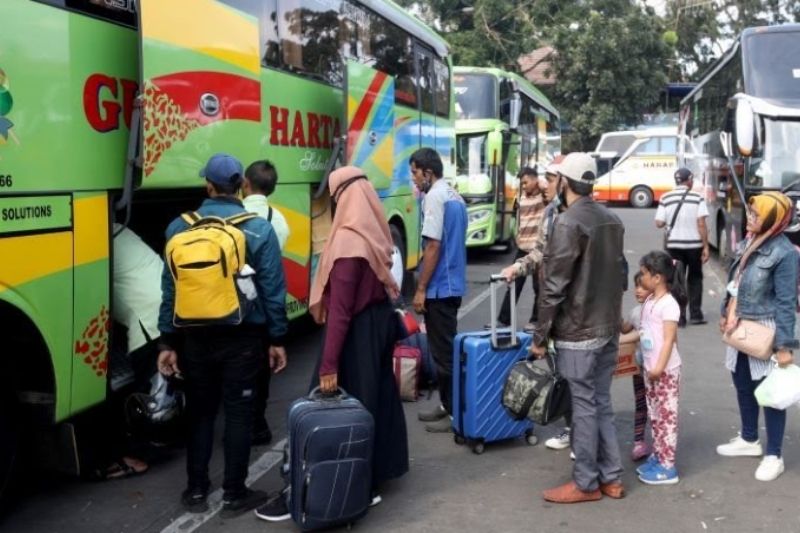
[
  {"x1": 486, "y1": 129, "x2": 503, "y2": 167},
  {"x1": 720, "y1": 131, "x2": 733, "y2": 159},
  {"x1": 509, "y1": 94, "x2": 521, "y2": 130},
  {"x1": 735, "y1": 99, "x2": 755, "y2": 157}
]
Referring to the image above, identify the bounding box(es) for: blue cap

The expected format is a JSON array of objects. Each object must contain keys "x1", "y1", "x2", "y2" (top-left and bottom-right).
[{"x1": 199, "y1": 153, "x2": 244, "y2": 186}]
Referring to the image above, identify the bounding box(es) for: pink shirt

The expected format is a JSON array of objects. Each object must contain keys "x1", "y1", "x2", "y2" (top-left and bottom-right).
[{"x1": 640, "y1": 293, "x2": 681, "y2": 372}]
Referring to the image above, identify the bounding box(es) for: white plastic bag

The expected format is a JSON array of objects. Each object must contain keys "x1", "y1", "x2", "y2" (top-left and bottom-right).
[
  {"x1": 755, "y1": 364, "x2": 800, "y2": 410},
  {"x1": 390, "y1": 248, "x2": 404, "y2": 290}
]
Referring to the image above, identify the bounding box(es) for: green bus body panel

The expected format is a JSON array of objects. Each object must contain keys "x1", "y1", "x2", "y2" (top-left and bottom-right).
[
  {"x1": 345, "y1": 60, "x2": 394, "y2": 191},
  {"x1": 0, "y1": 267, "x2": 74, "y2": 421},
  {"x1": 0, "y1": 195, "x2": 72, "y2": 235},
  {"x1": 0, "y1": 0, "x2": 137, "y2": 194}
]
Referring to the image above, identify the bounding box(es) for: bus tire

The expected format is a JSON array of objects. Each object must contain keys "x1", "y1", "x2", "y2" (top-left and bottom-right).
[
  {"x1": 629, "y1": 186, "x2": 653, "y2": 208},
  {"x1": 718, "y1": 224, "x2": 729, "y2": 262},
  {"x1": 0, "y1": 388, "x2": 20, "y2": 509}
]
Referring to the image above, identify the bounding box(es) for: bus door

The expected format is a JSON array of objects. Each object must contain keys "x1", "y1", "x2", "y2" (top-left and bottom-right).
[
  {"x1": 344, "y1": 60, "x2": 394, "y2": 191},
  {"x1": 137, "y1": 0, "x2": 262, "y2": 187}
]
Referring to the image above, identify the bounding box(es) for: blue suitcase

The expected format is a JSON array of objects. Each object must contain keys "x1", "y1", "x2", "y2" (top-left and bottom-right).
[
  {"x1": 452, "y1": 276, "x2": 537, "y2": 454},
  {"x1": 286, "y1": 388, "x2": 374, "y2": 531}
]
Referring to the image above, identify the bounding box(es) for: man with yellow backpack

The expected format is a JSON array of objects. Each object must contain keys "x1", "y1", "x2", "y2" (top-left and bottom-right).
[{"x1": 156, "y1": 153, "x2": 288, "y2": 518}]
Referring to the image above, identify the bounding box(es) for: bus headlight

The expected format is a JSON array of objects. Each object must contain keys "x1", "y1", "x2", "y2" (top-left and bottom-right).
[{"x1": 468, "y1": 209, "x2": 492, "y2": 225}]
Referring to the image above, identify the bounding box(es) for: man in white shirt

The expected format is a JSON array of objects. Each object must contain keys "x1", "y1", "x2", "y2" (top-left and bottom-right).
[
  {"x1": 243, "y1": 160, "x2": 290, "y2": 446},
  {"x1": 243, "y1": 160, "x2": 289, "y2": 250},
  {"x1": 655, "y1": 168, "x2": 710, "y2": 325}
]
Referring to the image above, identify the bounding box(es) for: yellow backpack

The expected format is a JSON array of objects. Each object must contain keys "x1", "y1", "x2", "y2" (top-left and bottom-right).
[{"x1": 165, "y1": 211, "x2": 258, "y2": 327}]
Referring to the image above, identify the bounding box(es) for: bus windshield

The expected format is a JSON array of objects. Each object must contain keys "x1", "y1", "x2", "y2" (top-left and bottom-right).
[
  {"x1": 455, "y1": 133, "x2": 493, "y2": 195},
  {"x1": 751, "y1": 118, "x2": 800, "y2": 188},
  {"x1": 745, "y1": 31, "x2": 800, "y2": 101},
  {"x1": 454, "y1": 74, "x2": 496, "y2": 120}
]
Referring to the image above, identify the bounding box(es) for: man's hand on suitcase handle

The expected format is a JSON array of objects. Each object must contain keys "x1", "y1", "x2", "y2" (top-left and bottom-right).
[{"x1": 320, "y1": 373, "x2": 338, "y2": 394}]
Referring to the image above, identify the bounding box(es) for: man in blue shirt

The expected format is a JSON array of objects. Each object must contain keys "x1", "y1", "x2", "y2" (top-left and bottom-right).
[
  {"x1": 157, "y1": 153, "x2": 288, "y2": 517},
  {"x1": 410, "y1": 148, "x2": 467, "y2": 433}
]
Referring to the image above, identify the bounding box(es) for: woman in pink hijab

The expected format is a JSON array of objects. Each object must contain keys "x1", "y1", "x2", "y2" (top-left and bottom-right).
[{"x1": 309, "y1": 165, "x2": 408, "y2": 492}]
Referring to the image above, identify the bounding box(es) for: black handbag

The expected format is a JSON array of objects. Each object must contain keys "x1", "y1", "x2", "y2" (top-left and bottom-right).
[{"x1": 502, "y1": 352, "x2": 571, "y2": 425}]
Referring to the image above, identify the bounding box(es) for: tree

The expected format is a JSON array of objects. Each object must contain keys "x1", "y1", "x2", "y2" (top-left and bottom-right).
[
  {"x1": 546, "y1": 2, "x2": 671, "y2": 149},
  {"x1": 666, "y1": 0, "x2": 800, "y2": 78},
  {"x1": 396, "y1": 0, "x2": 539, "y2": 69}
]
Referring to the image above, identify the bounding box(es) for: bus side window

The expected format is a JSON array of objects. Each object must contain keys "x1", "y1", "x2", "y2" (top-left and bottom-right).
[
  {"x1": 416, "y1": 48, "x2": 435, "y2": 115},
  {"x1": 372, "y1": 21, "x2": 416, "y2": 107},
  {"x1": 434, "y1": 58, "x2": 450, "y2": 118},
  {"x1": 277, "y1": 0, "x2": 344, "y2": 86}
]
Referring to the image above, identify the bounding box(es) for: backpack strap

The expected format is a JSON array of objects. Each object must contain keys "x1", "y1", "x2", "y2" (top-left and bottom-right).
[
  {"x1": 267, "y1": 205, "x2": 273, "y2": 222},
  {"x1": 225, "y1": 212, "x2": 258, "y2": 226},
  {"x1": 180, "y1": 211, "x2": 201, "y2": 226}
]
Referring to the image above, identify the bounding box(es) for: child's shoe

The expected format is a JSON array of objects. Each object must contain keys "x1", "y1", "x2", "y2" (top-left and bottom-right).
[
  {"x1": 635, "y1": 454, "x2": 659, "y2": 476},
  {"x1": 631, "y1": 441, "x2": 652, "y2": 461},
  {"x1": 638, "y1": 463, "x2": 679, "y2": 485}
]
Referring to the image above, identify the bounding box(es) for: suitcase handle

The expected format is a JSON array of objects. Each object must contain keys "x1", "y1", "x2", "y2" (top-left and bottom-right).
[
  {"x1": 308, "y1": 386, "x2": 348, "y2": 401},
  {"x1": 489, "y1": 274, "x2": 518, "y2": 349}
]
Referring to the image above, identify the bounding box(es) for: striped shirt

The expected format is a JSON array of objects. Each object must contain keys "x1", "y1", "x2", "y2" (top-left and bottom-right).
[
  {"x1": 655, "y1": 187, "x2": 709, "y2": 249},
  {"x1": 515, "y1": 203, "x2": 557, "y2": 277},
  {"x1": 516, "y1": 192, "x2": 545, "y2": 252}
]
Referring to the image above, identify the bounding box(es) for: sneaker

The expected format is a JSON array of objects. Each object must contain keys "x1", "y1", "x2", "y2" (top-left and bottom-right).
[
  {"x1": 418, "y1": 404, "x2": 448, "y2": 422},
  {"x1": 631, "y1": 441, "x2": 652, "y2": 462},
  {"x1": 181, "y1": 486, "x2": 209, "y2": 513},
  {"x1": 221, "y1": 488, "x2": 268, "y2": 519},
  {"x1": 523, "y1": 322, "x2": 536, "y2": 333},
  {"x1": 255, "y1": 492, "x2": 291, "y2": 522},
  {"x1": 252, "y1": 425, "x2": 273, "y2": 446},
  {"x1": 638, "y1": 463, "x2": 679, "y2": 485},
  {"x1": 636, "y1": 454, "x2": 659, "y2": 476},
  {"x1": 755, "y1": 455, "x2": 784, "y2": 481},
  {"x1": 689, "y1": 316, "x2": 707, "y2": 325},
  {"x1": 370, "y1": 494, "x2": 382, "y2": 507},
  {"x1": 545, "y1": 428, "x2": 571, "y2": 450},
  {"x1": 425, "y1": 416, "x2": 453, "y2": 433},
  {"x1": 717, "y1": 435, "x2": 763, "y2": 457}
]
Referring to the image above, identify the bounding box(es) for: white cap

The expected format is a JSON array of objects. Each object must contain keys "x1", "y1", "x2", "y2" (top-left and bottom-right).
[
  {"x1": 545, "y1": 154, "x2": 566, "y2": 175},
  {"x1": 558, "y1": 152, "x2": 597, "y2": 184}
]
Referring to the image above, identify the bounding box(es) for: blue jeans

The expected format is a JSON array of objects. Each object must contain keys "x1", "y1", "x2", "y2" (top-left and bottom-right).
[{"x1": 732, "y1": 351, "x2": 786, "y2": 457}]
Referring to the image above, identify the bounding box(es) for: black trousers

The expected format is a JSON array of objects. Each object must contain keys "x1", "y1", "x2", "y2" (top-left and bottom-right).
[
  {"x1": 666, "y1": 247, "x2": 704, "y2": 319},
  {"x1": 425, "y1": 297, "x2": 461, "y2": 415},
  {"x1": 181, "y1": 329, "x2": 261, "y2": 498},
  {"x1": 498, "y1": 248, "x2": 538, "y2": 325},
  {"x1": 252, "y1": 346, "x2": 271, "y2": 435}
]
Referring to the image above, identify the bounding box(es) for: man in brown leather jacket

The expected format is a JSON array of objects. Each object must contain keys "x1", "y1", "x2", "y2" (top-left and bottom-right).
[{"x1": 530, "y1": 152, "x2": 627, "y2": 504}]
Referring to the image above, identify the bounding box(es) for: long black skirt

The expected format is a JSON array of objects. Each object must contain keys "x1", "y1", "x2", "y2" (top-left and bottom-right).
[{"x1": 311, "y1": 299, "x2": 409, "y2": 486}]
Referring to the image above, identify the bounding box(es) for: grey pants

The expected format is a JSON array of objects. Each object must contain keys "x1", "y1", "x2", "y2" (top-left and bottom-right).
[{"x1": 557, "y1": 338, "x2": 624, "y2": 491}]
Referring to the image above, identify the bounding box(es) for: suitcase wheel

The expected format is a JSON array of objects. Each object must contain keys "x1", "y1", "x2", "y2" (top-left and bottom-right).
[
  {"x1": 454, "y1": 434, "x2": 466, "y2": 446},
  {"x1": 525, "y1": 431, "x2": 539, "y2": 446},
  {"x1": 471, "y1": 441, "x2": 485, "y2": 455}
]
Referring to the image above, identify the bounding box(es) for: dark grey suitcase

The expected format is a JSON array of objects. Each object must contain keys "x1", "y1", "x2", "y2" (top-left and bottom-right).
[{"x1": 285, "y1": 387, "x2": 374, "y2": 531}]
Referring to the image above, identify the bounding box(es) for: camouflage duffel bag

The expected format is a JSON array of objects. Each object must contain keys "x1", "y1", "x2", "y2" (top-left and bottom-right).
[{"x1": 502, "y1": 359, "x2": 571, "y2": 425}]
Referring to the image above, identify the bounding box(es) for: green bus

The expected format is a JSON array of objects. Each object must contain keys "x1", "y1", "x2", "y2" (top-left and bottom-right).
[
  {"x1": 0, "y1": 0, "x2": 453, "y2": 497},
  {"x1": 453, "y1": 67, "x2": 560, "y2": 248}
]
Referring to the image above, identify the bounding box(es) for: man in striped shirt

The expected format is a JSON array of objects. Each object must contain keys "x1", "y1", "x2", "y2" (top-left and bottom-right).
[
  {"x1": 492, "y1": 167, "x2": 545, "y2": 332},
  {"x1": 654, "y1": 168, "x2": 710, "y2": 325}
]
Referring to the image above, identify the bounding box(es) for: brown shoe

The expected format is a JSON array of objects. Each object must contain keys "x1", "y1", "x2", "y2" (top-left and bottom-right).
[
  {"x1": 599, "y1": 481, "x2": 625, "y2": 499},
  {"x1": 542, "y1": 481, "x2": 602, "y2": 503}
]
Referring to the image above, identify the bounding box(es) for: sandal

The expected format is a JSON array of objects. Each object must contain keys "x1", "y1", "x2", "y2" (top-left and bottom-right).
[{"x1": 93, "y1": 457, "x2": 148, "y2": 481}]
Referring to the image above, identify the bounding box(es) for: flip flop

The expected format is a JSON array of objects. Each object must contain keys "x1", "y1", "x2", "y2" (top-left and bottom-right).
[{"x1": 93, "y1": 458, "x2": 148, "y2": 481}]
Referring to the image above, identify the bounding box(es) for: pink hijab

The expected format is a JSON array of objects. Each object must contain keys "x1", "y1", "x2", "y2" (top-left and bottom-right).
[{"x1": 309, "y1": 166, "x2": 400, "y2": 323}]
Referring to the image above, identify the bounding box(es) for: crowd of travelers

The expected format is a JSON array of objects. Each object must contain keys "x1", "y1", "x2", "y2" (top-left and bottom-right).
[{"x1": 98, "y1": 145, "x2": 797, "y2": 525}]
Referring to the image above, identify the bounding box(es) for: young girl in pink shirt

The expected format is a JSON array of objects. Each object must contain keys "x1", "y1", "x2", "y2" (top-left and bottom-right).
[{"x1": 636, "y1": 251, "x2": 684, "y2": 485}]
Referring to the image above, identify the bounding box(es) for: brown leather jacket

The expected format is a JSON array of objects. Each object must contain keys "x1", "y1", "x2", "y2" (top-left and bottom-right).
[{"x1": 533, "y1": 196, "x2": 626, "y2": 346}]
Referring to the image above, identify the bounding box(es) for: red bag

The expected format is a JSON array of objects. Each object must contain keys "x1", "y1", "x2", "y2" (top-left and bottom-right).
[
  {"x1": 396, "y1": 309, "x2": 421, "y2": 339},
  {"x1": 393, "y1": 345, "x2": 421, "y2": 401}
]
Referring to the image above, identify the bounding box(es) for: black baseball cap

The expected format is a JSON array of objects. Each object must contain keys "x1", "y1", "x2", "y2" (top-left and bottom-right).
[{"x1": 674, "y1": 167, "x2": 693, "y2": 184}]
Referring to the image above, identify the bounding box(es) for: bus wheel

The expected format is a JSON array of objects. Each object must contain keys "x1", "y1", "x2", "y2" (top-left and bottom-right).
[
  {"x1": 389, "y1": 224, "x2": 407, "y2": 295},
  {"x1": 0, "y1": 389, "x2": 20, "y2": 508},
  {"x1": 629, "y1": 186, "x2": 653, "y2": 208}
]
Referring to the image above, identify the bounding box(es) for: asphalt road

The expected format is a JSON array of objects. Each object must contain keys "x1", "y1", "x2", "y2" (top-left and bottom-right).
[{"x1": 3, "y1": 207, "x2": 800, "y2": 533}]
